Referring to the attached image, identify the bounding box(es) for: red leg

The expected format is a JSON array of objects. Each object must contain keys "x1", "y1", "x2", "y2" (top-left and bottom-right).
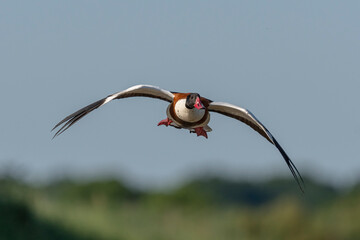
[
  {"x1": 194, "y1": 127, "x2": 208, "y2": 139},
  {"x1": 157, "y1": 118, "x2": 173, "y2": 127}
]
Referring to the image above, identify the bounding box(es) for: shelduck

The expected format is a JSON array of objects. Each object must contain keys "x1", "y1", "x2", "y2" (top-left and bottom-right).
[{"x1": 52, "y1": 84, "x2": 304, "y2": 192}]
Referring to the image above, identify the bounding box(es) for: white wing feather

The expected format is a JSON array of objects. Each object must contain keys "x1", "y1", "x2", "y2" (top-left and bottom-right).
[{"x1": 208, "y1": 102, "x2": 274, "y2": 143}]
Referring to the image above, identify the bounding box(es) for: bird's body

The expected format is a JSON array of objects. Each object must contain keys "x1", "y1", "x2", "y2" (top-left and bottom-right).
[
  {"x1": 52, "y1": 84, "x2": 304, "y2": 192},
  {"x1": 162, "y1": 93, "x2": 211, "y2": 137}
]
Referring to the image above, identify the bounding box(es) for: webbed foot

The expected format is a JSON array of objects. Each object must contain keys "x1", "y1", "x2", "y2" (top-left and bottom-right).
[
  {"x1": 157, "y1": 118, "x2": 173, "y2": 127},
  {"x1": 194, "y1": 127, "x2": 208, "y2": 139}
]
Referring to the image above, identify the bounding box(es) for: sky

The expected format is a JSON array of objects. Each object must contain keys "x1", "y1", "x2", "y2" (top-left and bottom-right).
[{"x1": 1, "y1": 1, "x2": 359, "y2": 190}]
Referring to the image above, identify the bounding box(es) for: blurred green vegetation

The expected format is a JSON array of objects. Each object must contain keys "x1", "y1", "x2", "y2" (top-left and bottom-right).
[{"x1": 0, "y1": 175, "x2": 360, "y2": 240}]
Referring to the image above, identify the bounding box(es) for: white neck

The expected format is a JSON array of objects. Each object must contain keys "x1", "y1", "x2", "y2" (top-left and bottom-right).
[{"x1": 174, "y1": 99, "x2": 205, "y2": 122}]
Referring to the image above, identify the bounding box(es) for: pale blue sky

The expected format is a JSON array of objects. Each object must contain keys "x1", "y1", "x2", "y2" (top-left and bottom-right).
[{"x1": 1, "y1": 1, "x2": 359, "y2": 189}]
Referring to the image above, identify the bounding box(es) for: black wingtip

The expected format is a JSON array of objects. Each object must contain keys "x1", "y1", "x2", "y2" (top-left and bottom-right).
[
  {"x1": 51, "y1": 98, "x2": 106, "y2": 139},
  {"x1": 272, "y1": 137, "x2": 305, "y2": 193}
]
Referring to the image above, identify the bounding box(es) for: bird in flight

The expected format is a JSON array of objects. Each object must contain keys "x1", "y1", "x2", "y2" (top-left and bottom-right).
[{"x1": 52, "y1": 84, "x2": 304, "y2": 192}]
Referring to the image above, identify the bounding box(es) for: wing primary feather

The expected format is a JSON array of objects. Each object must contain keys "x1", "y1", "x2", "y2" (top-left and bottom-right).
[
  {"x1": 272, "y1": 137, "x2": 305, "y2": 193},
  {"x1": 52, "y1": 98, "x2": 106, "y2": 138},
  {"x1": 52, "y1": 110, "x2": 89, "y2": 138}
]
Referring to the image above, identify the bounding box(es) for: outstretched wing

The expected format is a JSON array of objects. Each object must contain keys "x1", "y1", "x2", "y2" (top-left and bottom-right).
[
  {"x1": 52, "y1": 85, "x2": 174, "y2": 138},
  {"x1": 208, "y1": 102, "x2": 305, "y2": 192}
]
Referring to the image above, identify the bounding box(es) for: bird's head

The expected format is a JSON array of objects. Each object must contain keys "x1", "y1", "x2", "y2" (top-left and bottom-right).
[{"x1": 186, "y1": 93, "x2": 205, "y2": 110}]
